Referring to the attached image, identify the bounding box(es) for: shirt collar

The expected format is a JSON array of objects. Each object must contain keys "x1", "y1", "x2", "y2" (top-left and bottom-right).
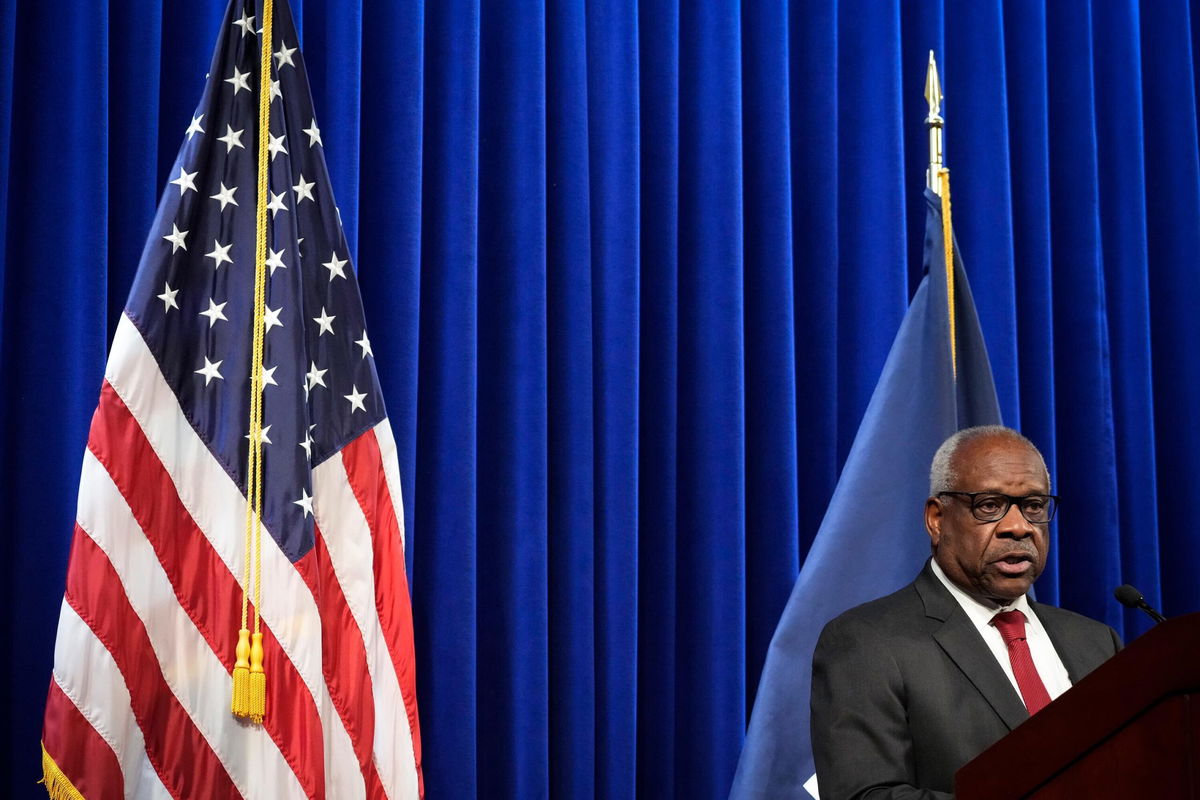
[{"x1": 929, "y1": 557, "x2": 1037, "y2": 631}]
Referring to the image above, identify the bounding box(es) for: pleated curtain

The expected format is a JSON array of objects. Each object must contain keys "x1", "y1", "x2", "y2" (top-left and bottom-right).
[{"x1": 2, "y1": 1, "x2": 1198, "y2": 797}]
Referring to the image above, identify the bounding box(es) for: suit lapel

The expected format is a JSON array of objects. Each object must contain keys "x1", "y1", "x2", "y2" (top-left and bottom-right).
[
  {"x1": 916, "y1": 563, "x2": 1030, "y2": 731},
  {"x1": 1032, "y1": 601, "x2": 1090, "y2": 683}
]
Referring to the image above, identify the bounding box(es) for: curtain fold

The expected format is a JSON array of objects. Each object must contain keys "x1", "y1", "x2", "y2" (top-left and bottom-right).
[{"x1": 4, "y1": 1, "x2": 1200, "y2": 797}]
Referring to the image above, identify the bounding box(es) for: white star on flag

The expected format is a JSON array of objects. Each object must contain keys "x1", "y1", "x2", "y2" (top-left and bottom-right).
[
  {"x1": 293, "y1": 174, "x2": 315, "y2": 204},
  {"x1": 244, "y1": 425, "x2": 273, "y2": 445},
  {"x1": 205, "y1": 239, "x2": 233, "y2": 269},
  {"x1": 210, "y1": 182, "x2": 239, "y2": 211},
  {"x1": 232, "y1": 9, "x2": 254, "y2": 36},
  {"x1": 313, "y1": 307, "x2": 336, "y2": 336},
  {"x1": 275, "y1": 41, "x2": 297, "y2": 68},
  {"x1": 306, "y1": 362, "x2": 328, "y2": 390},
  {"x1": 199, "y1": 299, "x2": 228, "y2": 327},
  {"x1": 323, "y1": 252, "x2": 348, "y2": 281},
  {"x1": 265, "y1": 248, "x2": 287, "y2": 275},
  {"x1": 267, "y1": 191, "x2": 288, "y2": 217},
  {"x1": 194, "y1": 356, "x2": 223, "y2": 385},
  {"x1": 344, "y1": 386, "x2": 367, "y2": 414},
  {"x1": 263, "y1": 305, "x2": 284, "y2": 332},
  {"x1": 225, "y1": 66, "x2": 251, "y2": 94},
  {"x1": 356, "y1": 332, "x2": 373, "y2": 359},
  {"x1": 163, "y1": 224, "x2": 188, "y2": 253},
  {"x1": 268, "y1": 132, "x2": 288, "y2": 161},
  {"x1": 157, "y1": 282, "x2": 180, "y2": 312},
  {"x1": 169, "y1": 167, "x2": 198, "y2": 195},
  {"x1": 218, "y1": 125, "x2": 245, "y2": 152},
  {"x1": 303, "y1": 119, "x2": 323, "y2": 147},
  {"x1": 293, "y1": 488, "x2": 314, "y2": 517},
  {"x1": 185, "y1": 114, "x2": 204, "y2": 140}
]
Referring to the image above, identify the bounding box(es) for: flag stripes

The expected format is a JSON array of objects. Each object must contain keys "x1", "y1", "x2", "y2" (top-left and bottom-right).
[
  {"x1": 64, "y1": 530, "x2": 243, "y2": 799},
  {"x1": 51, "y1": 601, "x2": 173, "y2": 800},
  {"x1": 44, "y1": 314, "x2": 421, "y2": 799},
  {"x1": 42, "y1": 680, "x2": 124, "y2": 799}
]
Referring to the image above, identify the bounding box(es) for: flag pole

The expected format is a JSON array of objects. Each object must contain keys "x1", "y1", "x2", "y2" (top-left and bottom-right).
[{"x1": 925, "y1": 50, "x2": 956, "y2": 376}]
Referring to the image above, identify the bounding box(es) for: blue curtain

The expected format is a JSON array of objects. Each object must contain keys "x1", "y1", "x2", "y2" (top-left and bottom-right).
[{"x1": 2, "y1": 1, "x2": 1198, "y2": 797}]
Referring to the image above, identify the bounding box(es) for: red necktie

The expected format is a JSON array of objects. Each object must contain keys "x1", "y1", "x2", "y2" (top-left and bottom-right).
[{"x1": 992, "y1": 610, "x2": 1053, "y2": 715}]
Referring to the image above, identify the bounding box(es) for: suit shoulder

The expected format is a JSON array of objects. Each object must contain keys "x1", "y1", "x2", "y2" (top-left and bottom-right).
[
  {"x1": 820, "y1": 581, "x2": 923, "y2": 639},
  {"x1": 1032, "y1": 602, "x2": 1122, "y2": 648}
]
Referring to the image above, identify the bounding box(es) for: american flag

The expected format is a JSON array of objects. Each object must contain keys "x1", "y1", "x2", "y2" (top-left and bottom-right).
[{"x1": 40, "y1": 1, "x2": 422, "y2": 797}]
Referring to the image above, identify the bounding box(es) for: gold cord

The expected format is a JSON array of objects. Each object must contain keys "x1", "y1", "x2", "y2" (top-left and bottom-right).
[
  {"x1": 939, "y1": 168, "x2": 956, "y2": 379},
  {"x1": 233, "y1": 0, "x2": 274, "y2": 724}
]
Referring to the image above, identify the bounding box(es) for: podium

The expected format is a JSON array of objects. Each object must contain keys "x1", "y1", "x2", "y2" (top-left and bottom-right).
[{"x1": 956, "y1": 612, "x2": 1200, "y2": 798}]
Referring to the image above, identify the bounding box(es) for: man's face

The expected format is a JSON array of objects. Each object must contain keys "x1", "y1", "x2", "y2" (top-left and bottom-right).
[{"x1": 925, "y1": 436, "x2": 1050, "y2": 605}]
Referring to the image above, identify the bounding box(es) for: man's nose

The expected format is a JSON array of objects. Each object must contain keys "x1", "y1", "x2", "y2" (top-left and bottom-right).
[{"x1": 996, "y1": 502, "x2": 1036, "y2": 537}]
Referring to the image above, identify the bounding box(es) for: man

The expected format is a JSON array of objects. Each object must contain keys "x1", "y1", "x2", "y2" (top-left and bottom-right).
[{"x1": 810, "y1": 425, "x2": 1120, "y2": 799}]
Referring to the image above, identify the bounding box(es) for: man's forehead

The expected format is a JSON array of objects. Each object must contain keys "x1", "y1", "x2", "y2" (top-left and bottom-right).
[{"x1": 953, "y1": 436, "x2": 1048, "y2": 488}]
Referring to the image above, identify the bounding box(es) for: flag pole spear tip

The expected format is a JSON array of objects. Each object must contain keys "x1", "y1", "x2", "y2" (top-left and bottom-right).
[{"x1": 925, "y1": 50, "x2": 945, "y2": 193}]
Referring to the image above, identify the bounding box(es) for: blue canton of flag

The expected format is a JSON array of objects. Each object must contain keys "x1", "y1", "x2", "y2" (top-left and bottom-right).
[
  {"x1": 42, "y1": 2, "x2": 423, "y2": 798},
  {"x1": 132, "y1": 3, "x2": 376, "y2": 559}
]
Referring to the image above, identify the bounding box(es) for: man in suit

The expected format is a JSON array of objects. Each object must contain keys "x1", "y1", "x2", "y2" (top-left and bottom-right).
[{"x1": 810, "y1": 425, "x2": 1121, "y2": 799}]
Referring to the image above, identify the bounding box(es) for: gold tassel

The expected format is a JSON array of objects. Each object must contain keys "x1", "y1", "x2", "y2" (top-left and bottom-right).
[
  {"x1": 231, "y1": 627, "x2": 252, "y2": 717},
  {"x1": 247, "y1": 631, "x2": 266, "y2": 723},
  {"x1": 40, "y1": 742, "x2": 85, "y2": 800}
]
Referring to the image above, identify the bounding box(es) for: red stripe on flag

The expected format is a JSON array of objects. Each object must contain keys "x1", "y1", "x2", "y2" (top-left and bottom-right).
[
  {"x1": 89, "y1": 382, "x2": 325, "y2": 799},
  {"x1": 64, "y1": 529, "x2": 240, "y2": 799},
  {"x1": 341, "y1": 430, "x2": 424, "y2": 795},
  {"x1": 311, "y1": 526, "x2": 388, "y2": 799},
  {"x1": 42, "y1": 678, "x2": 125, "y2": 800}
]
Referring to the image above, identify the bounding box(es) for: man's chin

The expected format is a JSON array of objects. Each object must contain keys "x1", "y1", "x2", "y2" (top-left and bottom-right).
[{"x1": 982, "y1": 572, "x2": 1038, "y2": 603}]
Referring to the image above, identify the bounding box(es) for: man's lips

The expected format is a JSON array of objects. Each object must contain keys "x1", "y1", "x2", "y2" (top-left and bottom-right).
[{"x1": 991, "y1": 552, "x2": 1035, "y2": 576}]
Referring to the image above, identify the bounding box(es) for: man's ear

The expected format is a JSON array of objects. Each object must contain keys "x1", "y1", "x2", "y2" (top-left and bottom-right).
[{"x1": 925, "y1": 497, "x2": 943, "y2": 549}]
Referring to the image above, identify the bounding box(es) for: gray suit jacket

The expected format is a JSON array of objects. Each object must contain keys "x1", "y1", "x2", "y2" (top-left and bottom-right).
[{"x1": 810, "y1": 561, "x2": 1121, "y2": 800}]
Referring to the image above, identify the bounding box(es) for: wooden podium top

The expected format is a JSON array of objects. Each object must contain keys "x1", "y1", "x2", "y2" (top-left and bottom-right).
[{"x1": 955, "y1": 612, "x2": 1200, "y2": 799}]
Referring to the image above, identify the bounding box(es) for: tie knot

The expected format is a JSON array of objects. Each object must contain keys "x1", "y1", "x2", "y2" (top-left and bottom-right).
[{"x1": 992, "y1": 610, "x2": 1028, "y2": 643}]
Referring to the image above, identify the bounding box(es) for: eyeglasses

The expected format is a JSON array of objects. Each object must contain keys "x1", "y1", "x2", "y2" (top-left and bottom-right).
[{"x1": 938, "y1": 491, "x2": 1059, "y2": 523}]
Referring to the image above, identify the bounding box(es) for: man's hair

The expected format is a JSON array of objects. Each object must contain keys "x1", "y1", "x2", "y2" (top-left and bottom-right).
[{"x1": 929, "y1": 425, "x2": 1050, "y2": 495}]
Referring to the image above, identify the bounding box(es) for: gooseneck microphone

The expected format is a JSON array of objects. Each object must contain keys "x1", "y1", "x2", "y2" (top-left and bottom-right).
[{"x1": 1113, "y1": 584, "x2": 1167, "y2": 624}]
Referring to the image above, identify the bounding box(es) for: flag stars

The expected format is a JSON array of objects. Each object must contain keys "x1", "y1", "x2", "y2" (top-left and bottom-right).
[
  {"x1": 263, "y1": 305, "x2": 284, "y2": 332},
  {"x1": 306, "y1": 362, "x2": 328, "y2": 390},
  {"x1": 344, "y1": 385, "x2": 368, "y2": 414},
  {"x1": 261, "y1": 365, "x2": 279, "y2": 387},
  {"x1": 210, "y1": 182, "x2": 238, "y2": 211},
  {"x1": 218, "y1": 125, "x2": 245, "y2": 152},
  {"x1": 356, "y1": 332, "x2": 373, "y2": 359},
  {"x1": 157, "y1": 282, "x2": 180, "y2": 312},
  {"x1": 265, "y1": 247, "x2": 287, "y2": 275},
  {"x1": 275, "y1": 42, "x2": 297, "y2": 69},
  {"x1": 199, "y1": 298, "x2": 228, "y2": 327},
  {"x1": 163, "y1": 223, "x2": 189, "y2": 253},
  {"x1": 294, "y1": 488, "x2": 313, "y2": 517},
  {"x1": 268, "y1": 132, "x2": 288, "y2": 161},
  {"x1": 226, "y1": 66, "x2": 251, "y2": 95},
  {"x1": 267, "y1": 191, "x2": 288, "y2": 217},
  {"x1": 185, "y1": 114, "x2": 204, "y2": 141},
  {"x1": 233, "y1": 9, "x2": 255, "y2": 36},
  {"x1": 303, "y1": 120, "x2": 323, "y2": 147},
  {"x1": 195, "y1": 356, "x2": 223, "y2": 385},
  {"x1": 170, "y1": 167, "x2": 198, "y2": 195},
  {"x1": 269, "y1": 77, "x2": 282, "y2": 103},
  {"x1": 313, "y1": 307, "x2": 336, "y2": 336},
  {"x1": 245, "y1": 425, "x2": 273, "y2": 445},
  {"x1": 205, "y1": 239, "x2": 233, "y2": 269},
  {"x1": 300, "y1": 425, "x2": 316, "y2": 459},
  {"x1": 293, "y1": 174, "x2": 315, "y2": 204},
  {"x1": 323, "y1": 252, "x2": 348, "y2": 281}
]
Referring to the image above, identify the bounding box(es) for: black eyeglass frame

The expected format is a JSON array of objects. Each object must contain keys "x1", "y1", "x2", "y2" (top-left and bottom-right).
[{"x1": 937, "y1": 491, "x2": 1060, "y2": 523}]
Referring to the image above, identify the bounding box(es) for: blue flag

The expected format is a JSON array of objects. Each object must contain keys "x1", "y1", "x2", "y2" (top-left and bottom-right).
[{"x1": 729, "y1": 189, "x2": 1002, "y2": 799}]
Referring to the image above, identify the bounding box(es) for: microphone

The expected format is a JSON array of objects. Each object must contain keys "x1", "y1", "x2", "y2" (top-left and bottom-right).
[{"x1": 1114, "y1": 584, "x2": 1167, "y2": 624}]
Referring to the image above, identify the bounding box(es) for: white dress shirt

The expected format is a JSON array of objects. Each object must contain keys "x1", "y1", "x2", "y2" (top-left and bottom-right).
[{"x1": 930, "y1": 559, "x2": 1073, "y2": 703}]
